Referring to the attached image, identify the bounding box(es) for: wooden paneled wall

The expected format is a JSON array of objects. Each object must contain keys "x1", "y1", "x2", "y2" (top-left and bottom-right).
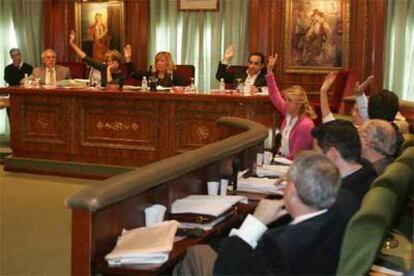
[
  {"x1": 249, "y1": 0, "x2": 386, "y2": 92},
  {"x1": 44, "y1": 0, "x2": 149, "y2": 71},
  {"x1": 44, "y1": 0, "x2": 385, "y2": 92}
]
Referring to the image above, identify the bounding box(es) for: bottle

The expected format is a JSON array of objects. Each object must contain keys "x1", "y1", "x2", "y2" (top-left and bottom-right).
[
  {"x1": 23, "y1": 73, "x2": 29, "y2": 87},
  {"x1": 141, "y1": 76, "x2": 148, "y2": 91},
  {"x1": 189, "y1": 77, "x2": 196, "y2": 92},
  {"x1": 219, "y1": 78, "x2": 225, "y2": 91}
]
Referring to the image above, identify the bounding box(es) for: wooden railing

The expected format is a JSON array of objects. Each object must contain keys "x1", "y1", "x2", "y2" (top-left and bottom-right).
[{"x1": 66, "y1": 117, "x2": 268, "y2": 275}]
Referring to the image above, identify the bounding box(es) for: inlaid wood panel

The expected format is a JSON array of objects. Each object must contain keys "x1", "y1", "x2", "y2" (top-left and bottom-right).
[
  {"x1": 4, "y1": 87, "x2": 277, "y2": 172},
  {"x1": 11, "y1": 95, "x2": 73, "y2": 159}
]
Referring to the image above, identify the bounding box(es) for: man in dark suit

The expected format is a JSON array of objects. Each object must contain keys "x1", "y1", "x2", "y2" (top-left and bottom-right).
[
  {"x1": 215, "y1": 45, "x2": 267, "y2": 94},
  {"x1": 4, "y1": 48, "x2": 33, "y2": 86},
  {"x1": 311, "y1": 119, "x2": 377, "y2": 220},
  {"x1": 174, "y1": 151, "x2": 346, "y2": 275}
]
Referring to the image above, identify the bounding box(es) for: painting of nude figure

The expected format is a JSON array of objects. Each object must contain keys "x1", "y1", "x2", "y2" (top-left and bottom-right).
[
  {"x1": 284, "y1": 0, "x2": 350, "y2": 73},
  {"x1": 75, "y1": 1, "x2": 124, "y2": 62}
]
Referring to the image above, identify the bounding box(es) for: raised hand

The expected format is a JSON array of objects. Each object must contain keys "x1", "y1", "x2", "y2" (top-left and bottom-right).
[
  {"x1": 124, "y1": 44, "x2": 132, "y2": 62},
  {"x1": 223, "y1": 45, "x2": 235, "y2": 62},
  {"x1": 253, "y1": 199, "x2": 284, "y2": 225},
  {"x1": 320, "y1": 72, "x2": 336, "y2": 93},
  {"x1": 69, "y1": 30, "x2": 76, "y2": 44},
  {"x1": 267, "y1": 53, "x2": 278, "y2": 74},
  {"x1": 354, "y1": 75, "x2": 374, "y2": 95}
]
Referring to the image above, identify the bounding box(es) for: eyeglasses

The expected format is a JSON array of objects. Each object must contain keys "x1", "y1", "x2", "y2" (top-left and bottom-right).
[{"x1": 248, "y1": 61, "x2": 262, "y2": 65}]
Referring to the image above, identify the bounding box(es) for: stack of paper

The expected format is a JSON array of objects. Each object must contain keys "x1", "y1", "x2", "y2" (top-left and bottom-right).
[
  {"x1": 273, "y1": 156, "x2": 293, "y2": 165},
  {"x1": 238, "y1": 177, "x2": 284, "y2": 194},
  {"x1": 171, "y1": 195, "x2": 247, "y2": 230},
  {"x1": 256, "y1": 164, "x2": 289, "y2": 178},
  {"x1": 171, "y1": 195, "x2": 247, "y2": 217},
  {"x1": 105, "y1": 220, "x2": 179, "y2": 266},
  {"x1": 178, "y1": 215, "x2": 229, "y2": 231}
]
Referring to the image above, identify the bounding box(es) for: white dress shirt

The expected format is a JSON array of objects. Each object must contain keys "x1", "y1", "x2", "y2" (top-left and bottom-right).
[
  {"x1": 229, "y1": 209, "x2": 328, "y2": 249},
  {"x1": 280, "y1": 115, "x2": 298, "y2": 157},
  {"x1": 45, "y1": 67, "x2": 56, "y2": 85}
]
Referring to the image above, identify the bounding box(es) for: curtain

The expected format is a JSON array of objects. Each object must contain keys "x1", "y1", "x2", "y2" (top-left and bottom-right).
[
  {"x1": 383, "y1": 0, "x2": 414, "y2": 101},
  {"x1": 0, "y1": 0, "x2": 14, "y2": 135},
  {"x1": 149, "y1": 0, "x2": 249, "y2": 92},
  {"x1": 10, "y1": 0, "x2": 43, "y2": 67},
  {"x1": 0, "y1": 0, "x2": 43, "y2": 135}
]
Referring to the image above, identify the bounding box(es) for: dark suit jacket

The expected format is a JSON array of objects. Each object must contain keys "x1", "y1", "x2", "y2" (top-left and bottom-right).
[
  {"x1": 126, "y1": 63, "x2": 184, "y2": 86},
  {"x1": 215, "y1": 62, "x2": 267, "y2": 89},
  {"x1": 83, "y1": 55, "x2": 123, "y2": 87},
  {"x1": 333, "y1": 160, "x2": 377, "y2": 221},
  {"x1": 214, "y1": 210, "x2": 347, "y2": 275}
]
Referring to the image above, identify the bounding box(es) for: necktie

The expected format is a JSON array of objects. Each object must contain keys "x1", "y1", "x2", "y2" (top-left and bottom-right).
[{"x1": 48, "y1": 69, "x2": 56, "y2": 85}]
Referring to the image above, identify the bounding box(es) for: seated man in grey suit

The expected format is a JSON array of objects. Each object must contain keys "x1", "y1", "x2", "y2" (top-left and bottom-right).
[
  {"x1": 31, "y1": 49, "x2": 71, "y2": 85},
  {"x1": 174, "y1": 151, "x2": 347, "y2": 275},
  {"x1": 215, "y1": 45, "x2": 267, "y2": 94}
]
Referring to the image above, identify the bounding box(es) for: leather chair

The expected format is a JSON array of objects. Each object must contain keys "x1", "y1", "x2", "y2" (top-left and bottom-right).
[
  {"x1": 313, "y1": 69, "x2": 357, "y2": 114},
  {"x1": 118, "y1": 63, "x2": 138, "y2": 86},
  {"x1": 56, "y1": 62, "x2": 86, "y2": 79},
  {"x1": 176, "y1": 65, "x2": 195, "y2": 86},
  {"x1": 336, "y1": 145, "x2": 414, "y2": 274},
  {"x1": 225, "y1": 65, "x2": 248, "y2": 89}
]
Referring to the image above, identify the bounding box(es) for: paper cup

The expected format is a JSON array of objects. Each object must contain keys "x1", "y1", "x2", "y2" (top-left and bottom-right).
[
  {"x1": 256, "y1": 153, "x2": 264, "y2": 167},
  {"x1": 220, "y1": 179, "x2": 229, "y2": 196},
  {"x1": 144, "y1": 204, "x2": 166, "y2": 226},
  {"x1": 207, "y1": 181, "x2": 219, "y2": 195},
  {"x1": 263, "y1": 151, "x2": 273, "y2": 165}
]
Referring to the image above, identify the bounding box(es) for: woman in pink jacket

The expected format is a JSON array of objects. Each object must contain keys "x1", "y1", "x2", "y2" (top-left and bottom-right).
[{"x1": 266, "y1": 54, "x2": 317, "y2": 159}]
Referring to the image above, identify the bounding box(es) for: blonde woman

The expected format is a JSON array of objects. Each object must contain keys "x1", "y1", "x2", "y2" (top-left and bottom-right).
[
  {"x1": 266, "y1": 54, "x2": 317, "y2": 159},
  {"x1": 125, "y1": 46, "x2": 184, "y2": 87}
]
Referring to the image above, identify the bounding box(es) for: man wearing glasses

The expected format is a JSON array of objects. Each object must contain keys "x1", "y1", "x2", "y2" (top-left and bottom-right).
[{"x1": 215, "y1": 45, "x2": 268, "y2": 94}]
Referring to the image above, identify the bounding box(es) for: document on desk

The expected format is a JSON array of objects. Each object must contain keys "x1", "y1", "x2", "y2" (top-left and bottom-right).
[
  {"x1": 105, "y1": 220, "x2": 179, "y2": 266},
  {"x1": 273, "y1": 156, "x2": 293, "y2": 165},
  {"x1": 171, "y1": 195, "x2": 247, "y2": 217},
  {"x1": 238, "y1": 177, "x2": 284, "y2": 194},
  {"x1": 256, "y1": 164, "x2": 289, "y2": 177}
]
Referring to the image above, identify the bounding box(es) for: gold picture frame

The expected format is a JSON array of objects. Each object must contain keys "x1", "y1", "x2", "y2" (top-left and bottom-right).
[
  {"x1": 178, "y1": 0, "x2": 219, "y2": 11},
  {"x1": 75, "y1": 1, "x2": 125, "y2": 62},
  {"x1": 284, "y1": 0, "x2": 350, "y2": 73}
]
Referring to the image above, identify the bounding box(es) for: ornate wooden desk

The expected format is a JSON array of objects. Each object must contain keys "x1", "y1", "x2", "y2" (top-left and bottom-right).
[{"x1": 0, "y1": 87, "x2": 278, "y2": 177}]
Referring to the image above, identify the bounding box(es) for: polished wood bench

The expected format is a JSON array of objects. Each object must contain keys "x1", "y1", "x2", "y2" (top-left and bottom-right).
[{"x1": 66, "y1": 117, "x2": 268, "y2": 275}]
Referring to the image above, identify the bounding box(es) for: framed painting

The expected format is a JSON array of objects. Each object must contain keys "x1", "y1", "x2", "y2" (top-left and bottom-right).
[
  {"x1": 178, "y1": 0, "x2": 219, "y2": 11},
  {"x1": 75, "y1": 1, "x2": 125, "y2": 62},
  {"x1": 284, "y1": 0, "x2": 350, "y2": 73}
]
